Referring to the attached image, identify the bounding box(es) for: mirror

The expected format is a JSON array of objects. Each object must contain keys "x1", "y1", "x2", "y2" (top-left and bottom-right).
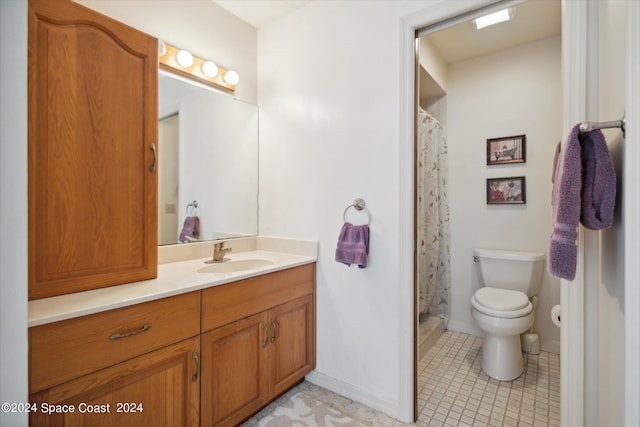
[{"x1": 158, "y1": 71, "x2": 258, "y2": 245}]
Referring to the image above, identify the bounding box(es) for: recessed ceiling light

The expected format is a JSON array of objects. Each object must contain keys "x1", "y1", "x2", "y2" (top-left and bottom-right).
[{"x1": 474, "y1": 9, "x2": 511, "y2": 30}]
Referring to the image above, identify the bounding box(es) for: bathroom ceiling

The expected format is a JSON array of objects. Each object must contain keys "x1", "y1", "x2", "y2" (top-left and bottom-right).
[
  {"x1": 212, "y1": 1, "x2": 560, "y2": 112},
  {"x1": 211, "y1": 0, "x2": 311, "y2": 28},
  {"x1": 211, "y1": 0, "x2": 560, "y2": 64},
  {"x1": 424, "y1": 0, "x2": 561, "y2": 64}
]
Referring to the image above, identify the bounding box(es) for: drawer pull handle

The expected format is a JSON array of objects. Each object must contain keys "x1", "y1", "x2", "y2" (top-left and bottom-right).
[
  {"x1": 192, "y1": 350, "x2": 200, "y2": 382},
  {"x1": 109, "y1": 324, "x2": 152, "y2": 340},
  {"x1": 262, "y1": 322, "x2": 269, "y2": 348},
  {"x1": 271, "y1": 320, "x2": 277, "y2": 344}
]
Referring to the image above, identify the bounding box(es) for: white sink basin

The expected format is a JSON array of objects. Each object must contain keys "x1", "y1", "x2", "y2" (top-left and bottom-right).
[{"x1": 197, "y1": 258, "x2": 274, "y2": 274}]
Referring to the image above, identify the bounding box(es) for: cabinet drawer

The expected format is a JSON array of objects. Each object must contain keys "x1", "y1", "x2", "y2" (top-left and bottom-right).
[
  {"x1": 29, "y1": 291, "x2": 200, "y2": 393},
  {"x1": 202, "y1": 264, "x2": 315, "y2": 332}
]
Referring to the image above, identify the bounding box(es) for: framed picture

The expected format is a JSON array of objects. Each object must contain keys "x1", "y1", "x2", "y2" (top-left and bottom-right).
[
  {"x1": 486, "y1": 135, "x2": 526, "y2": 165},
  {"x1": 486, "y1": 176, "x2": 526, "y2": 204}
]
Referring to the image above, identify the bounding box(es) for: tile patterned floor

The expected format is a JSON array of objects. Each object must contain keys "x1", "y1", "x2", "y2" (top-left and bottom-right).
[
  {"x1": 416, "y1": 331, "x2": 560, "y2": 427},
  {"x1": 245, "y1": 330, "x2": 561, "y2": 426},
  {"x1": 418, "y1": 316, "x2": 445, "y2": 360}
]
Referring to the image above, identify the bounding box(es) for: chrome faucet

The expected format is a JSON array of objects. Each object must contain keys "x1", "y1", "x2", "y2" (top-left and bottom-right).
[{"x1": 212, "y1": 241, "x2": 232, "y2": 262}]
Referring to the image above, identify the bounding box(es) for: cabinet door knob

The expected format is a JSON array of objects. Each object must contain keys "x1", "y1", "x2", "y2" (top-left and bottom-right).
[
  {"x1": 109, "y1": 323, "x2": 151, "y2": 340},
  {"x1": 192, "y1": 350, "x2": 200, "y2": 382},
  {"x1": 271, "y1": 320, "x2": 277, "y2": 344},
  {"x1": 149, "y1": 143, "x2": 157, "y2": 173}
]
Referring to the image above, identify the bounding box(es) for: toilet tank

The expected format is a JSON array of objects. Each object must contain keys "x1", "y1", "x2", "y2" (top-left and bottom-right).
[{"x1": 474, "y1": 248, "x2": 545, "y2": 296}]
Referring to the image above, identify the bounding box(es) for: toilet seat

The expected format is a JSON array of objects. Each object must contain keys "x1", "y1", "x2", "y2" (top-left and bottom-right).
[{"x1": 471, "y1": 287, "x2": 532, "y2": 319}]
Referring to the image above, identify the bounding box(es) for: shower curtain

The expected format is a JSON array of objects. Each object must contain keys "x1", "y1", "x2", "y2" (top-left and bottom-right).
[{"x1": 417, "y1": 110, "x2": 451, "y2": 321}]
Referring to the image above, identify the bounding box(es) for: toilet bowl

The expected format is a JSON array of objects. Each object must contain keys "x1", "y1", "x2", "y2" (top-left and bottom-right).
[
  {"x1": 470, "y1": 249, "x2": 545, "y2": 381},
  {"x1": 471, "y1": 287, "x2": 533, "y2": 380}
]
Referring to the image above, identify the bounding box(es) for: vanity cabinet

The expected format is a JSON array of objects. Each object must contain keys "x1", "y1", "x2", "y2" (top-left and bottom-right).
[
  {"x1": 28, "y1": 0, "x2": 158, "y2": 300},
  {"x1": 200, "y1": 264, "x2": 316, "y2": 427},
  {"x1": 28, "y1": 264, "x2": 316, "y2": 427},
  {"x1": 200, "y1": 312, "x2": 269, "y2": 426},
  {"x1": 29, "y1": 292, "x2": 201, "y2": 426},
  {"x1": 29, "y1": 337, "x2": 200, "y2": 427}
]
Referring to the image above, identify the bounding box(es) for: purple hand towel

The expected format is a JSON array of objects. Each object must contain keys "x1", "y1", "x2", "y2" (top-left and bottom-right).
[
  {"x1": 549, "y1": 126, "x2": 582, "y2": 280},
  {"x1": 179, "y1": 216, "x2": 200, "y2": 243},
  {"x1": 580, "y1": 128, "x2": 616, "y2": 230},
  {"x1": 335, "y1": 222, "x2": 370, "y2": 268}
]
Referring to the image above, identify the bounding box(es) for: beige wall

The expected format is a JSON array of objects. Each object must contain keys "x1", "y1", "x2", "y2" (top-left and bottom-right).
[{"x1": 446, "y1": 36, "x2": 562, "y2": 352}]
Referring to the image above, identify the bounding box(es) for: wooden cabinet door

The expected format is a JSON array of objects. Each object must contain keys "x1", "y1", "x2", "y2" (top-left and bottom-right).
[
  {"x1": 28, "y1": 0, "x2": 158, "y2": 299},
  {"x1": 269, "y1": 294, "x2": 315, "y2": 397},
  {"x1": 29, "y1": 337, "x2": 200, "y2": 427},
  {"x1": 201, "y1": 312, "x2": 270, "y2": 427}
]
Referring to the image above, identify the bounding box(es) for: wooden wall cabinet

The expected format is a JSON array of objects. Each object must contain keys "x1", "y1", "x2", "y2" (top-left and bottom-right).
[
  {"x1": 200, "y1": 264, "x2": 316, "y2": 427},
  {"x1": 28, "y1": 0, "x2": 158, "y2": 300}
]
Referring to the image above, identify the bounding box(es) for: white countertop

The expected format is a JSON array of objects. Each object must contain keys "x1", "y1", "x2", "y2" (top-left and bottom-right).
[{"x1": 29, "y1": 238, "x2": 317, "y2": 327}]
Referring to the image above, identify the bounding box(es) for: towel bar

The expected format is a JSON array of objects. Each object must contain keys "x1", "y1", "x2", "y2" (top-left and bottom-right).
[
  {"x1": 343, "y1": 198, "x2": 370, "y2": 224},
  {"x1": 580, "y1": 113, "x2": 625, "y2": 136}
]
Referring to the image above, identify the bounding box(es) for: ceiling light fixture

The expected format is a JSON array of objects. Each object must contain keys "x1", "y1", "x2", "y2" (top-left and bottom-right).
[{"x1": 474, "y1": 8, "x2": 511, "y2": 30}]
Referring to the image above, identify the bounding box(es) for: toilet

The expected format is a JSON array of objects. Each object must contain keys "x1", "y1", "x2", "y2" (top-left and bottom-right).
[{"x1": 471, "y1": 248, "x2": 545, "y2": 381}]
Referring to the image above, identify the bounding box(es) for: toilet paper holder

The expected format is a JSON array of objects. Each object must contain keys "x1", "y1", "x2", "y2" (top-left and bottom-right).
[{"x1": 551, "y1": 304, "x2": 561, "y2": 327}]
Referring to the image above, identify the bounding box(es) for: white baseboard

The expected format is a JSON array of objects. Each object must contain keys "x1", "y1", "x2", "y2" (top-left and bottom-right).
[
  {"x1": 540, "y1": 339, "x2": 560, "y2": 355},
  {"x1": 304, "y1": 370, "x2": 407, "y2": 422}
]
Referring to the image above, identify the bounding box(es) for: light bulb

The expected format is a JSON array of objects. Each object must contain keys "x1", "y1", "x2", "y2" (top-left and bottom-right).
[
  {"x1": 223, "y1": 70, "x2": 240, "y2": 85},
  {"x1": 176, "y1": 50, "x2": 194, "y2": 68},
  {"x1": 158, "y1": 40, "x2": 167, "y2": 56},
  {"x1": 202, "y1": 61, "x2": 219, "y2": 78}
]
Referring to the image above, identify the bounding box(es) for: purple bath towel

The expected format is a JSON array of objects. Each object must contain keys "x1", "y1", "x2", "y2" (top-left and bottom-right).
[
  {"x1": 549, "y1": 124, "x2": 617, "y2": 280},
  {"x1": 335, "y1": 223, "x2": 370, "y2": 268},
  {"x1": 179, "y1": 216, "x2": 200, "y2": 243},
  {"x1": 549, "y1": 129, "x2": 581, "y2": 281},
  {"x1": 580, "y1": 128, "x2": 616, "y2": 229}
]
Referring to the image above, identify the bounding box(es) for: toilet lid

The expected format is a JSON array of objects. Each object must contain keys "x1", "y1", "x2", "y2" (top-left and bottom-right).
[{"x1": 471, "y1": 287, "x2": 532, "y2": 318}]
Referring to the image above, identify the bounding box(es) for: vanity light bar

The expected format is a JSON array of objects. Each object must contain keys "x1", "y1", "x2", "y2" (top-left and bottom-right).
[{"x1": 159, "y1": 42, "x2": 238, "y2": 92}]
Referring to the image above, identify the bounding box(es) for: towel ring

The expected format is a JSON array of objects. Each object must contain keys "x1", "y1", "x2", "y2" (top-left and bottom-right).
[
  {"x1": 343, "y1": 198, "x2": 370, "y2": 225},
  {"x1": 186, "y1": 200, "x2": 198, "y2": 215}
]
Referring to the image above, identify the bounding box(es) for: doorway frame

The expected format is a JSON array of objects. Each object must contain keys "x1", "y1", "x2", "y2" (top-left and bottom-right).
[
  {"x1": 401, "y1": 0, "x2": 640, "y2": 425},
  {"x1": 624, "y1": 2, "x2": 640, "y2": 425},
  {"x1": 399, "y1": 0, "x2": 583, "y2": 423}
]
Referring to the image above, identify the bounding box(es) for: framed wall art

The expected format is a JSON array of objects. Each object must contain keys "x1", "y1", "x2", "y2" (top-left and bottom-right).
[
  {"x1": 486, "y1": 135, "x2": 526, "y2": 165},
  {"x1": 486, "y1": 176, "x2": 526, "y2": 204}
]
